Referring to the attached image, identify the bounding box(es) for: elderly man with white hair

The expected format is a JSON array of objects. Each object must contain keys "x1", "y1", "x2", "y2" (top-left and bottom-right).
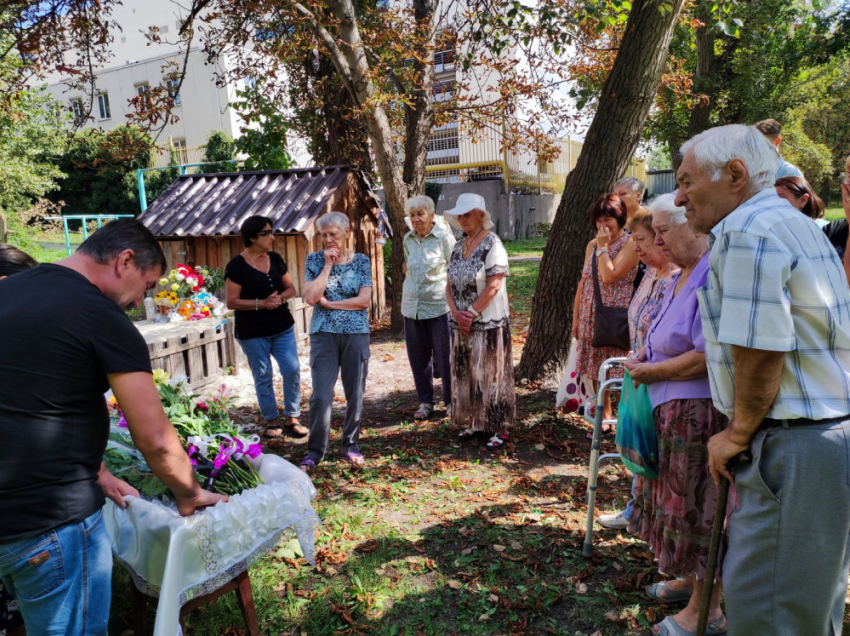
[{"x1": 676, "y1": 124, "x2": 850, "y2": 636}]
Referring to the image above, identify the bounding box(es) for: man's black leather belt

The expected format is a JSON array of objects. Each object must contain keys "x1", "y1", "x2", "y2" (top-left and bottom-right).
[{"x1": 763, "y1": 415, "x2": 849, "y2": 429}]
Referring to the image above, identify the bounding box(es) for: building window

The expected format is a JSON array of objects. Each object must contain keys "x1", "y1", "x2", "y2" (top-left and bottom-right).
[
  {"x1": 165, "y1": 78, "x2": 181, "y2": 106},
  {"x1": 434, "y1": 47, "x2": 455, "y2": 73},
  {"x1": 432, "y1": 78, "x2": 456, "y2": 103},
  {"x1": 96, "y1": 93, "x2": 111, "y2": 120},
  {"x1": 172, "y1": 138, "x2": 189, "y2": 164},
  {"x1": 135, "y1": 83, "x2": 151, "y2": 108},
  {"x1": 427, "y1": 121, "x2": 459, "y2": 166},
  {"x1": 70, "y1": 98, "x2": 84, "y2": 124}
]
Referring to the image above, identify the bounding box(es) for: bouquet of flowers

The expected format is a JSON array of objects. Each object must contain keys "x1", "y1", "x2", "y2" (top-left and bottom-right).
[
  {"x1": 160, "y1": 263, "x2": 207, "y2": 296},
  {"x1": 105, "y1": 370, "x2": 264, "y2": 500},
  {"x1": 154, "y1": 264, "x2": 227, "y2": 323}
]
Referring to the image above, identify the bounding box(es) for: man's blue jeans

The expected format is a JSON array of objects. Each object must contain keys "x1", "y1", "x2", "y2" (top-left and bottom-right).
[
  {"x1": 0, "y1": 509, "x2": 112, "y2": 635},
  {"x1": 238, "y1": 326, "x2": 302, "y2": 420}
]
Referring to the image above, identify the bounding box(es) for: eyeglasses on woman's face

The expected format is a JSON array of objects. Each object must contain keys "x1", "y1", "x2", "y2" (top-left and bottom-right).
[{"x1": 256, "y1": 229, "x2": 274, "y2": 237}]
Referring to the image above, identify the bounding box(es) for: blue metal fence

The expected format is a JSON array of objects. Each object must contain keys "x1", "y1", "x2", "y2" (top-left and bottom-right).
[{"x1": 44, "y1": 215, "x2": 136, "y2": 256}]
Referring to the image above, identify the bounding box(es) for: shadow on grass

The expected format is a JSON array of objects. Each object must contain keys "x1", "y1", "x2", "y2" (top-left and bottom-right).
[
  {"x1": 111, "y1": 506, "x2": 656, "y2": 636},
  {"x1": 109, "y1": 411, "x2": 656, "y2": 636}
]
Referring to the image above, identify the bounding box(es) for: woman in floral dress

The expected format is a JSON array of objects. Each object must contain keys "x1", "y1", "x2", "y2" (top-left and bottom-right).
[
  {"x1": 598, "y1": 207, "x2": 678, "y2": 530},
  {"x1": 572, "y1": 194, "x2": 639, "y2": 421},
  {"x1": 444, "y1": 193, "x2": 515, "y2": 451},
  {"x1": 624, "y1": 195, "x2": 730, "y2": 636}
]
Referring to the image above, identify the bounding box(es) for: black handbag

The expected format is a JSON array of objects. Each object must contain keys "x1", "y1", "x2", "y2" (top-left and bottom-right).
[{"x1": 591, "y1": 253, "x2": 630, "y2": 350}]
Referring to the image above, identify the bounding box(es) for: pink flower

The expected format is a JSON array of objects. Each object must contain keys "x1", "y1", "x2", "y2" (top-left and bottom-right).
[
  {"x1": 187, "y1": 444, "x2": 198, "y2": 466},
  {"x1": 196, "y1": 402, "x2": 209, "y2": 412}
]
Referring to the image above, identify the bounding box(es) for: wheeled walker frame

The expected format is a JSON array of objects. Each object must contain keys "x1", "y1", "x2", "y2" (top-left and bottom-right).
[{"x1": 581, "y1": 356, "x2": 629, "y2": 558}]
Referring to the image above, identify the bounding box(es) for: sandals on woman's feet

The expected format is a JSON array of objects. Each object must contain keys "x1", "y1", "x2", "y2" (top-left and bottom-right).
[
  {"x1": 284, "y1": 420, "x2": 309, "y2": 437},
  {"x1": 340, "y1": 451, "x2": 365, "y2": 466},
  {"x1": 485, "y1": 433, "x2": 509, "y2": 451},
  {"x1": 264, "y1": 426, "x2": 284, "y2": 438},
  {"x1": 414, "y1": 403, "x2": 434, "y2": 421},
  {"x1": 645, "y1": 581, "x2": 693, "y2": 604},
  {"x1": 654, "y1": 615, "x2": 727, "y2": 636},
  {"x1": 298, "y1": 458, "x2": 316, "y2": 473}
]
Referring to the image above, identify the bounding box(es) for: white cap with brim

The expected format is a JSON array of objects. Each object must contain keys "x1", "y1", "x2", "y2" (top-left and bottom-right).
[{"x1": 443, "y1": 192, "x2": 495, "y2": 231}]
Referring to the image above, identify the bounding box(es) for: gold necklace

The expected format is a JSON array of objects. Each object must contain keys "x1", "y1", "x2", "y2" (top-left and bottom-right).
[
  {"x1": 243, "y1": 250, "x2": 268, "y2": 270},
  {"x1": 463, "y1": 228, "x2": 485, "y2": 258}
]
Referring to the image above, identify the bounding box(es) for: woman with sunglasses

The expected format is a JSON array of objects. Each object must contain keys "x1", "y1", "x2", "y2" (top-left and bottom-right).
[{"x1": 225, "y1": 215, "x2": 306, "y2": 439}]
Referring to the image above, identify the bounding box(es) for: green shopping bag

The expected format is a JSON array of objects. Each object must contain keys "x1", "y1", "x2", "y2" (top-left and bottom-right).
[{"x1": 615, "y1": 370, "x2": 658, "y2": 479}]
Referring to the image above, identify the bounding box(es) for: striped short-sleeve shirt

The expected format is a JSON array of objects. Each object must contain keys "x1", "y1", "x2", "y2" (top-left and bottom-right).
[{"x1": 696, "y1": 188, "x2": 850, "y2": 420}]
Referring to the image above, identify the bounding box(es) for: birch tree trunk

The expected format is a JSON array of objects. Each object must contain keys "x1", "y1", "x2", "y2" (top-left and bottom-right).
[
  {"x1": 299, "y1": 0, "x2": 436, "y2": 333},
  {"x1": 516, "y1": 0, "x2": 686, "y2": 382}
]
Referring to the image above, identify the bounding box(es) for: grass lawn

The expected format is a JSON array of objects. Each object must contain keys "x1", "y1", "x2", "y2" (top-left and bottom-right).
[
  {"x1": 507, "y1": 260, "x2": 539, "y2": 332},
  {"x1": 825, "y1": 207, "x2": 845, "y2": 221},
  {"x1": 4, "y1": 216, "x2": 69, "y2": 263},
  {"x1": 110, "y1": 408, "x2": 657, "y2": 636},
  {"x1": 503, "y1": 236, "x2": 547, "y2": 258}
]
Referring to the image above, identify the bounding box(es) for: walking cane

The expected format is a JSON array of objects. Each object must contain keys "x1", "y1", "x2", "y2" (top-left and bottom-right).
[{"x1": 695, "y1": 475, "x2": 730, "y2": 635}]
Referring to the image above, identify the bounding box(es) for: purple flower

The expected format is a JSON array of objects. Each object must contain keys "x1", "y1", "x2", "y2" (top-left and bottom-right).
[
  {"x1": 187, "y1": 444, "x2": 198, "y2": 466},
  {"x1": 211, "y1": 443, "x2": 232, "y2": 475},
  {"x1": 245, "y1": 443, "x2": 262, "y2": 459},
  {"x1": 118, "y1": 415, "x2": 128, "y2": 428}
]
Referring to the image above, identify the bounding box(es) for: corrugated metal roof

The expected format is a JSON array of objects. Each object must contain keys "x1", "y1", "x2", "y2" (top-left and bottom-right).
[{"x1": 139, "y1": 166, "x2": 379, "y2": 237}]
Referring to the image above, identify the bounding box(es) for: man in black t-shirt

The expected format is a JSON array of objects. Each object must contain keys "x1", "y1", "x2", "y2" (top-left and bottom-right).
[{"x1": 0, "y1": 220, "x2": 226, "y2": 635}]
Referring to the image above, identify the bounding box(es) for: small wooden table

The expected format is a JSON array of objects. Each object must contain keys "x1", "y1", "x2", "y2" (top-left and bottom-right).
[{"x1": 130, "y1": 569, "x2": 259, "y2": 635}]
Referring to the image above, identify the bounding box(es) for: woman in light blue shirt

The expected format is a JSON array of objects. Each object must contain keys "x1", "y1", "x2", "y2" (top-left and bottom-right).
[
  {"x1": 402, "y1": 195, "x2": 456, "y2": 420},
  {"x1": 300, "y1": 212, "x2": 373, "y2": 471}
]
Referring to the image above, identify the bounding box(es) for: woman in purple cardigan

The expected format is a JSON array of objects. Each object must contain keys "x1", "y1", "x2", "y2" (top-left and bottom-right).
[{"x1": 623, "y1": 195, "x2": 730, "y2": 636}]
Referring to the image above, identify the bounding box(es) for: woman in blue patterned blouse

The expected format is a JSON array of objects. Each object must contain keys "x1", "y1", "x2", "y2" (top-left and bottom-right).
[
  {"x1": 402, "y1": 195, "x2": 456, "y2": 421},
  {"x1": 299, "y1": 212, "x2": 373, "y2": 471}
]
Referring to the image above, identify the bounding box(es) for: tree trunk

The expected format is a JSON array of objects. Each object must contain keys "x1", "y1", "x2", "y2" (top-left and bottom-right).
[
  {"x1": 686, "y1": 2, "x2": 716, "y2": 139},
  {"x1": 305, "y1": 0, "x2": 437, "y2": 333},
  {"x1": 516, "y1": 0, "x2": 686, "y2": 382}
]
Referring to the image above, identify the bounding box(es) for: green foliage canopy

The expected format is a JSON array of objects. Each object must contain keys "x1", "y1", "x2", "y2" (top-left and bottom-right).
[
  {"x1": 200, "y1": 131, "x2": 237, "y2": 174},
  {"x1": 0, "y1": 33, "x2": 67, "y2": 215}
]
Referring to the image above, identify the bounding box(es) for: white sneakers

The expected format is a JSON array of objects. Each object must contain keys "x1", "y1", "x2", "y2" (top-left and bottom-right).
[{"x1": 598, "y1": 510, "x2": 630, "y2": 530}]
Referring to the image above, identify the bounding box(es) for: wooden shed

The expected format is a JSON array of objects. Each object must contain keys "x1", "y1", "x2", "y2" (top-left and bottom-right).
[{"x1": 138, "y1": 166, "x2": 387, "y2": 342}]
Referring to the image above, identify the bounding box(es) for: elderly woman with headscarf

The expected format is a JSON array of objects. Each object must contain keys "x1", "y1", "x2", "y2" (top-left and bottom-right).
[
  {"x1": 402, "y1": 195, "x2": 456, "y2": 420},
  {"x1": 444, "y1": 193, "x2": 515, "y2": 450},
  {"x1": 624, "y1": 195, "x2": 730, "y2": 636},
  {"x1": 299, "y1": 212, "x2": 373, "y2": 471}
]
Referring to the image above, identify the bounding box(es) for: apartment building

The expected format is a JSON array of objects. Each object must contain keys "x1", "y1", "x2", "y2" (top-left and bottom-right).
[{"x1": 43, "y1": 0, "x2": 246, "y2": 157}]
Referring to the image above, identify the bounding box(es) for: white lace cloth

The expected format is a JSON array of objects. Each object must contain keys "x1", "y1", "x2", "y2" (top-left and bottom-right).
[{"x1": 104, "y1": 454, "x2": 319, "y2": 636}]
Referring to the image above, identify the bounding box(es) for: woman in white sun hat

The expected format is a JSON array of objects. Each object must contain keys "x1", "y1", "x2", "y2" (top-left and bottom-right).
[{"x1": 444, "y1": 193, "x2": 516, "y2": 450}]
